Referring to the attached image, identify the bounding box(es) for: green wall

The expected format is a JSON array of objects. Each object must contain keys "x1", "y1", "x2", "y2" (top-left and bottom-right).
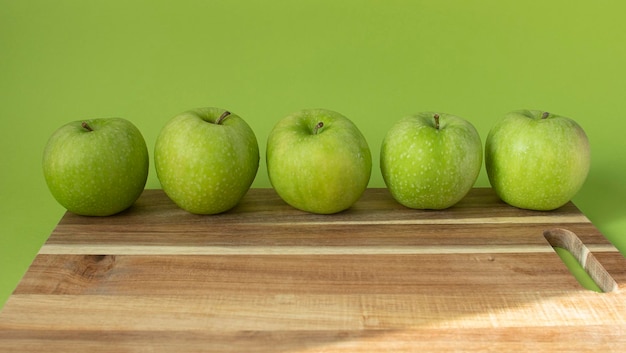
[{"x1": 2, "y1": 0, "x2": 626, "y2": 307}]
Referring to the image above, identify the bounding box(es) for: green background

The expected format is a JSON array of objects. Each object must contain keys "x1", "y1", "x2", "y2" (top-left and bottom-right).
[{"x1": 2, "y1": 0, "x2": 626, "y2": 308}]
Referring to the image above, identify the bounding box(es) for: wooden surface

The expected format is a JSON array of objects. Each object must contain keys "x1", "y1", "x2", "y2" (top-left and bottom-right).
[{"x1": 1, "y1": 188, "x2": 625, "y2": 352}]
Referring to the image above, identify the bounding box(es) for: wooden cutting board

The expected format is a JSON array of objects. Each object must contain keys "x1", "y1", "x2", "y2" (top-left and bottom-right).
[{"x1": 1, "y1": 188, "x2": 625, "y2": 352}]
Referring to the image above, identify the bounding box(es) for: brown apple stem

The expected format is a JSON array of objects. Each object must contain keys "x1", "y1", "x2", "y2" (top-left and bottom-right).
[
  {"x1": 314, "y1": 122, "x2": 324, "y2": 135},
  {"x1": 216, "y1": 111, "x2": 231, "y2": 125},
  {"x1": 81, "y1": 122, "x2": 93, "y2": 132},
  {"x1": 433, "y1": 114, "x2": 440, "y2": 130},
  {"x1": 542, "y1": 111, "x2": 550, "y2": 119}
]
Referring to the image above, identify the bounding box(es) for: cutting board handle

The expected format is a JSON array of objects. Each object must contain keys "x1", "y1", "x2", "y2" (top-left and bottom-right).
[{"x1": 544, "y1": 228, "x2": 619, "y2": 293}]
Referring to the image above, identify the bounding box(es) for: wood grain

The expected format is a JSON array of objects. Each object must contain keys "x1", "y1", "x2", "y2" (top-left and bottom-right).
[{"x1": 0, "y1": 188, "x2": 624, "y2": 352}]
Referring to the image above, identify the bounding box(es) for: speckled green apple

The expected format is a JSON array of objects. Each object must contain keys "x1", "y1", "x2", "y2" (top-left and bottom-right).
[
  {"x1": 380, "y1": 112, "x2": 483, "y2": 209},
  {"x1": 485, "y1": 109, "x2": 590, "y2": 211},
  {"x1": 154, "y1": 107, "x2": 259, "y2": 214},
  {"x1": 42, "y1": 118, "x2": 149, "y2": 216},
  {"x1": 266, "y1": 109, "x2": 371, "y2": 214}
]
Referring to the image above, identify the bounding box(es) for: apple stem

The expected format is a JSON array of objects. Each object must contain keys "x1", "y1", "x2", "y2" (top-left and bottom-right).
[
  {"x1": 216, "y1": 111, "x2": 231, "y2": 125},
  {"x1": 81, "y1": 122, "x2": 93, "y2": 132},
  {"x1": 314, "y1": 122, "x2": 324, "y2": 135},
  {"x1": 433, "y1": 114, "x2": 440, "y2": 130},
  {"x1": 542, "y1": 111, "x2": 550, "y2": 119}
]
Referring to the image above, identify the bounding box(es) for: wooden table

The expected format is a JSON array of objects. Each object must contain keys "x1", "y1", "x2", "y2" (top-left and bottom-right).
[{"x1": 1, "y1": 188, "x2": 624, "y2": 352}]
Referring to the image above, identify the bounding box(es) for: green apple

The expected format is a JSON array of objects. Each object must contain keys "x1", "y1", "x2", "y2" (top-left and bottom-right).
[
  {"x1": 154, "y1": 107, "x2": 259, "y2": 214},
  {"x1": 485, "y1": 109, "x2": 590, "y2": 211},
  {"x1": 380, "y1": 112, "x2": 483, "y2": 209},
  {"x1": 43, "y1": 118, "x2": 149, "y2": 216},
  {"x1": 266, "y1": 109, "x2": 372, "y2": 214}
]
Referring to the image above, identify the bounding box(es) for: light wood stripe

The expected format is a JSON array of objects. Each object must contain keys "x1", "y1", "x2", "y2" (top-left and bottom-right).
[
  {"x1": 38, "y1": 243, "x2": 618, "y2": 256},
  {"x1": 263, "y1": 215, "x2": 591, "y2": 226}
]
